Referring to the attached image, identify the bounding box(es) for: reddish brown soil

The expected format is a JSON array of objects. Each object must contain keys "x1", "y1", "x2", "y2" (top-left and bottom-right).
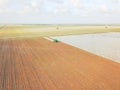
[{"x1": 0, "y1": 38, "x2": 120, "y2": 90}]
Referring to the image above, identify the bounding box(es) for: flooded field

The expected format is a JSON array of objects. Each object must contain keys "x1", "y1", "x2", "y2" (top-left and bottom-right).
[{"x1": 52, "y1": 32, "x2": 120, "y2": 63}]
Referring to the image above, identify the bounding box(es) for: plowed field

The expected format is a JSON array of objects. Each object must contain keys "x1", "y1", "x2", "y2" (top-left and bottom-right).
[{"x1": 0, "y1": 38, "x2": 120, "y2": 90}]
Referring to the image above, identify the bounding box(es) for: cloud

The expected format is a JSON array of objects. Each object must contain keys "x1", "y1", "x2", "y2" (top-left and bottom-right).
[
  {"x1": 0, "y1": 0, "x2": 120, "y2": 24},
  {"x1": 0, "y1": 0, "x2": 8, "y2": 5},
  {"x1": 0, "y1": 0, "x2": 9, "y2": 13},
  {"x1": 54, "y1": 6, "x2": 69, "y2": 15},
  {"x1": 0, "y1": 0, "x2": 8, "y2": 9},
  {"x1": 110, "y1": 0, "x2": 120, "y2": 3},
  {"x1": 30, "y1": 1, "x2": 37, "y2": 7},
  {"x1": 70, "y1": 0, "x2": 82, "y2": 8},
  {"x1": 99, "y1": 5, "x2": 108, "y2": 13},
  {"x1": 16, "y1": 0, "x2": 44, "y2": 14},
  {"x1": 48, "y1": 0, "x2": 64, "y2": 4},
  {"x1": 53, "y1": 0, "x2": 82, "y2": 15}
]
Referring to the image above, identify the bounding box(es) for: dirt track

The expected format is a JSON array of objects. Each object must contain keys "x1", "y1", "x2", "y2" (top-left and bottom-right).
[{"x1": 0, "y1": 38, "x2": 120, "y2": 90}]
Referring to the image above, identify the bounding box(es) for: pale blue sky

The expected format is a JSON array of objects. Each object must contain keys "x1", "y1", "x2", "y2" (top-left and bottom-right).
[{"x1": 0, "y1": 0, "x2": 120, "y2": 24}]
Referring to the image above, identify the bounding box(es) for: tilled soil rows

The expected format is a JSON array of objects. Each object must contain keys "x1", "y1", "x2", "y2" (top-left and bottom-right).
[{"x1": 0, "y1": 38, "x2": 120, "y2": 90}]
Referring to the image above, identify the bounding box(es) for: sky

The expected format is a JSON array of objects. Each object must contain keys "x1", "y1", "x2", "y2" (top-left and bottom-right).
[{"x1": 0, "y1": 0, "x2": 120, "y2": 24}]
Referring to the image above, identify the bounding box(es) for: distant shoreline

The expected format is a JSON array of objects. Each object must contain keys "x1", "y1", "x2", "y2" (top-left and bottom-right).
[{"x1": 0, "y1": 24, "x2": 120, "y2": 26}]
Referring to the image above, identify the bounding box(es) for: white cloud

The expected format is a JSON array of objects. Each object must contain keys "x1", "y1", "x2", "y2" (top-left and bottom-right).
[
  {"x1": 0, "y1": 0, "x2": 120, "y2": 24},
  {"x1": 99, "y1": 5, "x2": 109, "y2": 13},
  {"x1": 0, "y1": 0, "x2": 8, "y2": 9},
  {"x1": 110, "y1": 0, "x2": 120, "y2": 3},
  {"x1": 0, "y1": 0, "x2": 9, "y2": 13},
  {"x1": 16, "y1": 0, "x2": 44, "y2": 14},
  {"x1": 70, "y1": 0, "x2": 81, "y2": 8},
  {"x1": 31, "y1": 1, "x2": 37, "y2": 7},
  {"x1": 0, "y1": 0, "x2": 8, "y2": 5},
  {"x1": 48, "y1": 0, "x2": 64, "y2": 4},
  {"x1": 53, "y1": 0, "x2": 83, "y2": 15}
]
